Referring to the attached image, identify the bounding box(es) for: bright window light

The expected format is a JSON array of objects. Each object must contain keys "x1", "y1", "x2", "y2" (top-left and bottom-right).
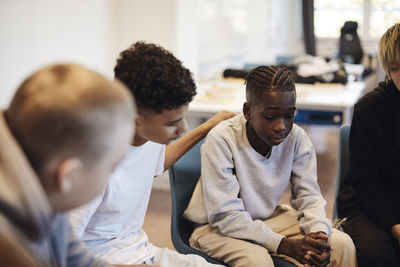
[{"x1": 314, "y1": 0, "x2": 400, "y2": 39}]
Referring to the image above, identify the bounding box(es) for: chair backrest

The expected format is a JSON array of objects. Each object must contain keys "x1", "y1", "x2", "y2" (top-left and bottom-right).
[
  {"x1": 339, "y1": 21, "x2": 364, "y2": 64},
  {"x1": 169, "y1": 139, "x2": 203, "y2": 245},
  {"x1": 168, "y1": 139, "x2": 226, "y2": 264},
  {"x1": 333, "y1": 124, "x2": 351, "y2": 219}
]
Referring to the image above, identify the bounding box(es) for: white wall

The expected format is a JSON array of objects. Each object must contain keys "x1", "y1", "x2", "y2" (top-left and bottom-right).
[
  {"x1": 0, "y1": 0, "x2": 198, "y2": 109},
  {"x1": 111, "y1": 0, "x2": 177, "y2": 57},
  {"x1": 0, "y1": 0, "x2": 115, "y2": 108},
  {"x1": 111, "y1": 0, "x2": 198, "y2": 80}
]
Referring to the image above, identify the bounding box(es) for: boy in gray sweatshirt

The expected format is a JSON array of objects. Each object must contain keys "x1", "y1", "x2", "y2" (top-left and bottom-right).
[{"x1": 184, "y1": 66, "x2": 356, "y2": 267}]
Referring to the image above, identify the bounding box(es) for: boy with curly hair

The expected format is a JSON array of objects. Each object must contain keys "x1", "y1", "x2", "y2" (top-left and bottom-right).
[
  {"x1": 69, "y1": 42, "x2": 233, "y2": 266},
  {"x1": 0, "y1": 63, "x2": 136, "y2": 266}
]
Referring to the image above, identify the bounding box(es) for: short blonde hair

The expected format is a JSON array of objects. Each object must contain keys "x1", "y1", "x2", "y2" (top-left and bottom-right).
[
  {"x1": 378, "y1": 22, "x2": 400, "y2": 75},
  {"x1": 7, "y1": 64, "x2": 135, "y2": 175}
]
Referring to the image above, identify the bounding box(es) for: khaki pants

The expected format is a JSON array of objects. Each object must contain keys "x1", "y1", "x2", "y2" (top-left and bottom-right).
[
  {"x1": 189, "y1": 206, "x2": 357, "y2": 267},
  {"x1": 150, "y1": 247, "x2": 224, "y2": 267}
]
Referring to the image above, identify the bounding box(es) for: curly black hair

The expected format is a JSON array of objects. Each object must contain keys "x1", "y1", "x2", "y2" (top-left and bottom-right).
[{"x1": 114, "y1": 41, "x2": 196, "y2": 113}]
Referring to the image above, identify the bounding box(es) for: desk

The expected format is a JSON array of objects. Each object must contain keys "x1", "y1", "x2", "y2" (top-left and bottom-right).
[{"x1": 188, "y1": 79, "x2": 365, "y2": 125}]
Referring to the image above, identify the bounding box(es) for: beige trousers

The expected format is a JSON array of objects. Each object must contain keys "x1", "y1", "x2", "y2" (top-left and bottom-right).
[{"x1": 189, "y1": 206, "x2": 357, "y2": 267}]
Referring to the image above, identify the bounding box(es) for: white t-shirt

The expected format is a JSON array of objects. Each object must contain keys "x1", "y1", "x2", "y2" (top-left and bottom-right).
[{"x1": 69, "y1": 141, "x2": 165, "y2": 264}]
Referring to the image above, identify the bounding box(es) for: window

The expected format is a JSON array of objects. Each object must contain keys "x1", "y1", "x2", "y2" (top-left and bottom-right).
[{"x1": 314, "y1": 0, "x2": 400, "y2": 40}]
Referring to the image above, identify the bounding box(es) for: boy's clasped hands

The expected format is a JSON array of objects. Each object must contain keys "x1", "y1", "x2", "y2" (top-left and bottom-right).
[{"x1": 278, "y1": 232, "x2": 331, "y2": 267}]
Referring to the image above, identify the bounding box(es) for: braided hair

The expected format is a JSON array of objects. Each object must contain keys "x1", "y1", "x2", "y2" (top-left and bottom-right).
[{"x1": 245, "y1": 65, "x2": 295, "y2": 102}]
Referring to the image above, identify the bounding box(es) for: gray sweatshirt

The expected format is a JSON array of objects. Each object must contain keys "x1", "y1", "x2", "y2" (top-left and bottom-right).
[{"x1": 184, "y1": 114, "x2": 331, "y2": 253}]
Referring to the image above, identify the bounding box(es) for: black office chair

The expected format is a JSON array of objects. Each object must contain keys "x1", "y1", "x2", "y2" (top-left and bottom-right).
[
  {"x1": 333, "y1": 124, "x2": 351, "y2": 220},
  {"x1": 169, "y1": 140, "x2": 296, "y2": 267},
  {"x1": 339, "y1": 21, "x2": 363, "y2": 64}
]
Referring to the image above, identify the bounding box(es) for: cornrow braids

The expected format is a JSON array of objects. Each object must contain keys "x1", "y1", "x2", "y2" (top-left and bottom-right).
[{"x1": 245, "y1": 65, "x2": 295, "y2": 92}]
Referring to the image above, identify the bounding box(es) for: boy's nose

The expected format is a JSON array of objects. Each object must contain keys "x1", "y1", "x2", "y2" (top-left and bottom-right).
[
  {"x1": 176, "y1": 118, "x2": 188, "y2": 135},
  {"x1": 274, "y1": 118, "x2": 286, "y2": 133}
]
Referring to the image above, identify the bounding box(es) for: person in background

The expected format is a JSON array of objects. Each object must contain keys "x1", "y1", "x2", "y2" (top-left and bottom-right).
[
  {"x1": 69, "y1": 42, "x2": 234, "y2": 266},
  {"x1": 337, "y1": 22, "x2": 400, "y2": 267}
]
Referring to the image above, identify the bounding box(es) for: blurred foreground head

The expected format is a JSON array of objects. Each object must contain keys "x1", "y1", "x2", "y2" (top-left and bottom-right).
[{"x1": 6, "y1": 63, "x2": 136, "y2": 211}]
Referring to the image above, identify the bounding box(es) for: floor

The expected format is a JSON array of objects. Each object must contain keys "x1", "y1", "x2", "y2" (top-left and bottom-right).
[{"x1": 143, "y1": 125, "x2": 339, "y2": 250}]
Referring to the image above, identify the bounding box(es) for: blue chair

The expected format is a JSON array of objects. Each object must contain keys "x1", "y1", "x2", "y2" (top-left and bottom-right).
[
  {"x1": 169, "y1": 140, "x2": 296, "y2": 267},
  {"x1": 333, "y1": 124, "x2": 351, "y2": 220}
]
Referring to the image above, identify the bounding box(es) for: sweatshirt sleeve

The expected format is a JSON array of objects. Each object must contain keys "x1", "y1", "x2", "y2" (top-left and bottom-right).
[
  {"x1": 201, "y1": 133, "x2": 285, "y2": 253},
  {"x1": 290, "y1": 129, "x2": 332, "y2": 236}
]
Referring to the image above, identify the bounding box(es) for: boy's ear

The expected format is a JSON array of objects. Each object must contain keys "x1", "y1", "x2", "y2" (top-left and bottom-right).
[
  {"x1": 243, "y1": 102, "x2": 251, "y2": 120},
  {"x1": 55, "y1": 158, "x2": 83, "y2": 194},
  {"x1": 135, "y1": 114, "x2": 145, "y2": 130}
]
